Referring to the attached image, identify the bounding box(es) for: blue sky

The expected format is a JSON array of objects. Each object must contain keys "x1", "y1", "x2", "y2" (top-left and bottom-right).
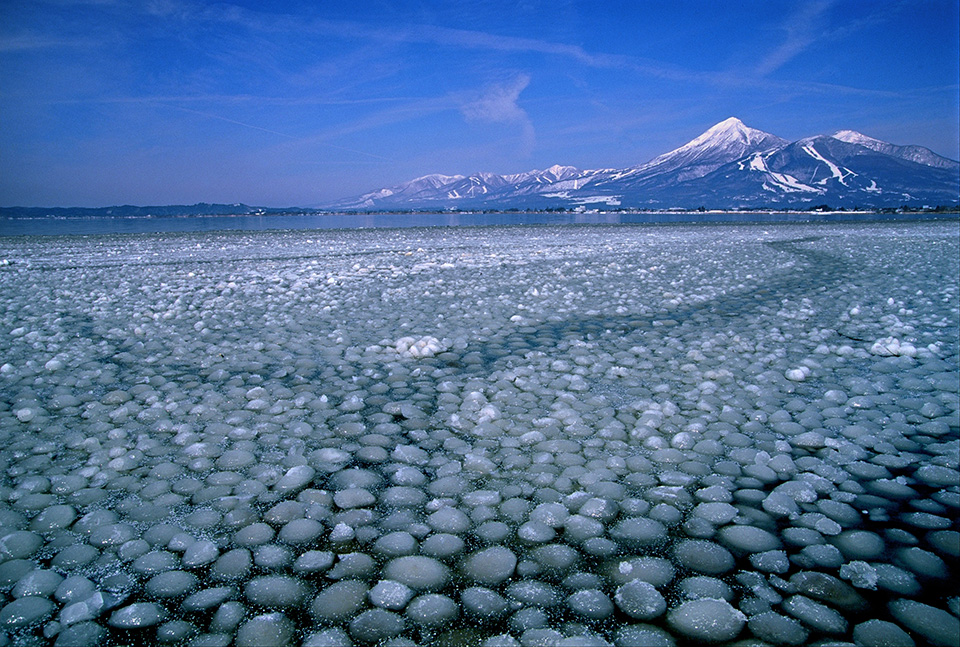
[{"x1": 1, "y1": 0, "x2": 958, "y2": 207}]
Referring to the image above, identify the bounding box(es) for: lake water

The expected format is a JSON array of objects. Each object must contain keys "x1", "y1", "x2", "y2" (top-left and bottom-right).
[
  {"x1": 1, "y1": 210, "x2": 948, "y2": 237},
  {"x1": 0, "y1": 221, "x2": 957, "y2": 646}
]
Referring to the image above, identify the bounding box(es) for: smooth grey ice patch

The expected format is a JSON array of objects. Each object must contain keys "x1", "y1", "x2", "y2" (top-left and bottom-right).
[
  {"x1": 748, "y1": 611, "x2": 809, "y2": 646},
  {"x1": 749, "y1": 549, "x2": 790, "y2": 573},
  {"x1": 373, "y1": 531, "x2": 419, "y2": 557},
  {"x1": 144, "y1": 570, "x2": 198, "y2": 599},
  {"x1": 888, "y1": 599, "x2": 960, "y2": 647},
  {"x1": 382, "y1": 556, "x2": 450, "y2": 591},
  {"x1": 333, "y1": 487, "x2": 376, "y2": 509},
  {"x1": 131, "y1": 550, "x2": 179, "y2": 575},
  {"x1": 59, "y1": 594, "x2": 106, "y2": 626},
  {"x1": 209, "y1": 549, "x2": 252, "y2": 582},
  {"x1": 182, "y1": 540, "x2": 220, "y2": 567},
  {"x1": 531, "y1": 544, "x2": 579, "y2": 571},
  {"x1": 852, "y1": 619, "x2": 916, "y2": 647},
  {"x1": 327, "y1": 553, "x2": 376, "y2": 580},
  {"x1": 608, "y1": 516, "x2": 667, "y2": 548},
  {"x1": 232, "y1": 522, "x2": 274, "y2": 547},
  {"x1": 405, "y1": 593, "x2": 459, "y2": 626},
  {"x1": 181, "y1": 586, "x2": 236, "y2": 612},
  {"x1": 53, "y1": 622, "x2": 106, "y2": 647},
  {"x1": 235, "y1": 613, "x2": 295, "y2": 647},
  {"x1": 349, "y1": 608, "x2": 405, "y2": 642},
  {"x1": 292, "y1": 550, "x2": 335, "y2": 574},
  {"x1": 107, "y1": 602, "x2": 166, "y2": 628},
  {"x1": 54, "y1": 576, "x2": 96, "y2": 605},
  {"x1": 0, "y1": 531, "x2": 43, "y2": 560},
  {"x1": 517, "y1": 520, "x2": 556, "y2": 543},
  {"x1": 614, "y1": 580, "x2": 666, "y2": 620},
  {"x1": 156, "y1": 620, "x2": 197, "y2": 643},
  {"x1": 0, "y1": 596, "x2": 55, "y2": 628},
  {"x1": 243, "y1": 575, "x2": 310, "y2": 607},
  {"x1": 380, "y1": 486, "x2": 428, "y2": 508},
  {"x1": 613, "y1": 624, "x2": 676, "y2": 647},
  {"x1": 790, "y1": 570, "x2": 869, "y2": 613},
  {"x1": 832, "y1": 529, "x2": 886, "y2": 560},
  {"x1": 303, "y1": 627, "x2": 352, "y2": 647},
  {"x1": 461, "y1": 546, "x2": 517, "y2": 585},
  {"x1": 272, "y1": 465, "x2": 316, "y2": 494},
  {"x1": 691, "y1": 501, "x2": 737, "y2": 525},
  {"x1": 666, "y1": 598, "x2": 745, "y2": 643},
  {"x1": 310, "y1": 581, "x2": 369, "y2": 622},
  {"x1": 462, "y1": 587, "x2": 510, "y2": 619},
  {"x1": 677, "y1": 576, "x2": 732, "y2": 602},
  {"x1": 11, "y1": 569, "x2": 63, "y2": 599},
  {"x1": 897, "y1": 546, "x2": 949, "y2": 579},
  {"x1": 606, "y1": 556, "x2": 675, "y2": 587},
  {"x1": 717, "y1": 525, "x2": 781, "y2": 554},
  {"x1": 277, "y1": 518, "x2": 324, "y2": 544},
  {"x1": 426, "y1": 506, "x2": 471, "y2": 533},
  {"x1": 420, "y1": 533, "x2": 465, "y2": 559},
  {"x1": 28, "y1": 505, "x2": 77, "y2": 532},
  {"x1": 673, "y1": 540, "x2": 735, "y2": 575},
  {"x1": 782, "y1": 595, "x2": 848, "y2": 634},
  {"x1": 566, "y1": 589, "x2": 614, "y2": 619},
  {"x1": 369, "y1": 580, "x2": 414, "y2": 610},
  {"x1": 927, "y1": 530, "x2": 960, "y2": 559},
  {"x1": 209, "y1": 600, "x2": 245, "y2": 633}
]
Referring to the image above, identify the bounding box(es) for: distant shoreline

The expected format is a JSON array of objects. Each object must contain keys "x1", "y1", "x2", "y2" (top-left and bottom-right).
[{"x1": 3, "y1": 206, "x2": 958, "y2": 220}]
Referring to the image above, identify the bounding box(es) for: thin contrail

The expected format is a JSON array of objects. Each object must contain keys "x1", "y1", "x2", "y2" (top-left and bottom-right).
[{"x1": 158, "y1": 102, "x2": 394, "y2": 161}]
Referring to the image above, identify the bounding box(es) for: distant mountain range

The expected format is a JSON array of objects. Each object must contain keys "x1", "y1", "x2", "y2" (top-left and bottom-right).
[
  {"x1": 329, "y1": 118, "x2": 960, "y2": 210},
  {"x1": 3, "y1": 119, "x2": 956, "y2": 217},
  {"x1": 0, "y1": 203, "x2": 285, "y2": 219}
]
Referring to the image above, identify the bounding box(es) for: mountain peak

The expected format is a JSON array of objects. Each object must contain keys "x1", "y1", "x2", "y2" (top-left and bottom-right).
[
  {"x1": 543, "y1": 164, "x2": 580, "y2": 179},
  {"x1": 410, "y1": 173, "x2": 466, "y2": 184},
  {"x1": 624, "y1": 118, "x2": 787, "y2": 181},
  {"x1": 832, "y1": 130, "x2": 883, "y2": 147},
  {"x1": 711, "y1": 116, "x2": 747, "y2": 132},
  {"x1": 328, "y1": 120, "x2": 957, "y2": 210},
  {"x1": 688, "y1": 117, "x2": 777, "y2": 150},
  {"x1": 831, "y1": 130, "x2": 959, "y2": 169}
]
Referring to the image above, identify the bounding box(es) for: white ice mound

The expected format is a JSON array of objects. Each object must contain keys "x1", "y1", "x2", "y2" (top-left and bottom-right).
[
  {"x1": 394, "y1": 336, "x2": 449, "y2": 359},
  {"x1": 869, "y1": 336, "x2": 917, "y2": 357}
]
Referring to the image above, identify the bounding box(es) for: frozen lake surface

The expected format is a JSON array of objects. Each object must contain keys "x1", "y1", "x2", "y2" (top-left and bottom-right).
[{"x1": 0, "y1": 221, "x2": 957, "y2": 646}]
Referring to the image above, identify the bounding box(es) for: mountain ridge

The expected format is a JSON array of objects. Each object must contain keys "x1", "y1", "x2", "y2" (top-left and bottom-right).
[
  {"x1": 0, "y1": 203, "x2": 286, "y2": 218},
  {"x1": 330, "y1": 119, "x2": 959, "y2": 210}
]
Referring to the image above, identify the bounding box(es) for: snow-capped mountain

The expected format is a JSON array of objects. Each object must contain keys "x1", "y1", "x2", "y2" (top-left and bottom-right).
[
  {"x1": 831, "y1": 130, "x2": 957, "y2": 169},
  {"x1": 329, "y1": 119, "x2": 959, "y2": 210},
  {"x1": 341, "y1": 164, "x2": 602, "y2": 209},
  {"x1": 607, "y1": 117, "x2": 788, "y2": 184}
]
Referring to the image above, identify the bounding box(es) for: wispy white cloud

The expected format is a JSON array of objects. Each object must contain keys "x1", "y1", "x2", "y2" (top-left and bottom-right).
[
  {"x1": 189, "y1": 4, "x2": 694, "y2": 82},
  {"x1": 209, "y1": 7, "x2": 904, "y2": 99},
  {"x1": 257, "y1": 93, "x2": 457, "y2": 164},
  {"x1": 149, "y1": 101, "x2": 397, "y2": 161},
  {"x1": 460, "y1": 74, "x2": 535, "y2": 156},
  {"x1": 460, "y1": 74, "x2": 530, "y2": 123},
  {"x1": 753, "y1": 1, "x2": 833, "y2": 77},
  {"x1": 153, "y1": 3, "x2": 905, "y2": 104},
  {"x1": 0, "y1": 31, "x2": 95, "y2": 51}
]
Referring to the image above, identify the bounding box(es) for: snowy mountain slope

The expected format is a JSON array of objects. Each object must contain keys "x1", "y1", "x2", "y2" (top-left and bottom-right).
[
  {"x1": 339, "y1": 165, "x2": 607, "y2": 209},
  {"x1": 681, "y1": 135, "x2": 960, "y2": 207},
  {"x1": 342, "y1": 173, "x2": 466, "y2": 209},
  {"x1": 599, "y1": 117, "x2": 788, "y2": 185},
  {"x1": 329, "y1": 119, "x2": 960, "y2": 210},
  {"x1": 832, "y1": 131, "x2": 959, "y2": 170}
]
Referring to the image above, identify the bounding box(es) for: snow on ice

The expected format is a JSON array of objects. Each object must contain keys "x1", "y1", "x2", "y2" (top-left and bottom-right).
[{"x1": 0, "y1": 221, "x2": 957, "y2": 646}]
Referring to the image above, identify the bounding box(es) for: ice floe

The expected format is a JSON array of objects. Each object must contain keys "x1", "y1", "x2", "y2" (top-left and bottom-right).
[{"x1": 0, "y1": 221, "x2": 956, "y2": 646}]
